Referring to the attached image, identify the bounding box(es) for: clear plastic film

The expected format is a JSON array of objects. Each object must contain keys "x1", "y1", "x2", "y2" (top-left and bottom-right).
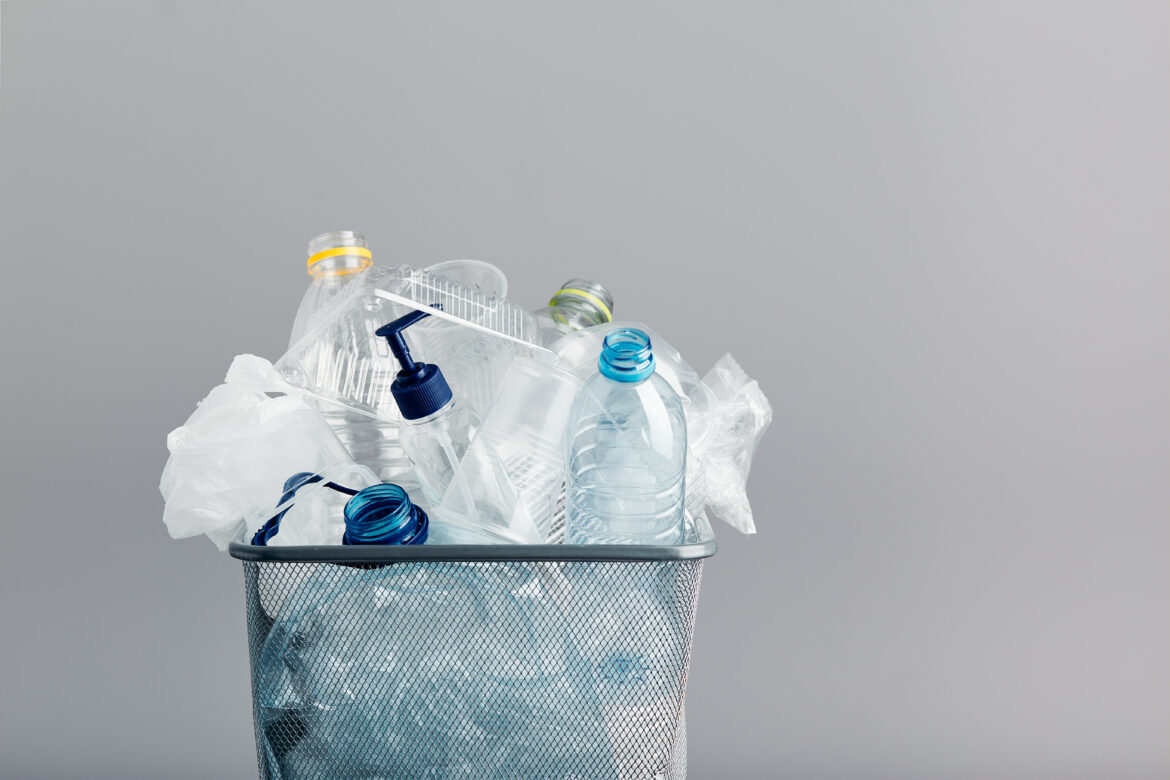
[
  {"x1": 698, "y1": 353, "x2": 773, "y2": 534},
  {"x1": 158, "y1": 355, "x2": 356, "y2": 550}
]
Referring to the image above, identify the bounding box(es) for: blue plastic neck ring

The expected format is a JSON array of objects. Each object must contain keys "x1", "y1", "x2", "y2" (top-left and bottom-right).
[
  {"x1": 598, "y1": 328, "x2": 655, "y2": 383},
  {"x1": 342, "y1": 483, "x2": 429, "y2": 545}
]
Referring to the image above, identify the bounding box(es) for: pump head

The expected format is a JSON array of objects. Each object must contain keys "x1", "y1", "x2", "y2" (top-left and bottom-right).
[{"x1": 375, "y1": 305, "x2": 454, "y2": 420}]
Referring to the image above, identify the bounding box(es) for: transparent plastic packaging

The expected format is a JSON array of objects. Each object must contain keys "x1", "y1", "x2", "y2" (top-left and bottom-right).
[
  {"x1": 426, "y1": 259, "x2": 509, "y2": 299},
  {"x1": 158, "y1": 355, "x2": 354, "y2": 550},
  {"x1": 255, "y1": 563, "x2": 612, "y2": 779},
  {"x1": 698, "y1": 353, "x2": 773, "y2": 534},
  {"x1": 277, "y1": 264, "x2": 548, "y2": 429},
  {"x1": 565, "y1": 329, "x2": 688, "y2": 546},
  {"x1": 433, "y1": 357, "x2": 583, "y2": 544}
]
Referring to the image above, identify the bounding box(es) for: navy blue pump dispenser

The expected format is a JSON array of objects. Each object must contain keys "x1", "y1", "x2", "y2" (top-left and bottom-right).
[{"x1": 375, "y1": 306, "x2": 454, "y2": 420}]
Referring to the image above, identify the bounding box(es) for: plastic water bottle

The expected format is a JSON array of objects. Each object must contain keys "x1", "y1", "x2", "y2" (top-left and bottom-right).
[
  {"x1": 284, "y1": 232, "x2": 416, "y2": 488},
  {"x1": 565, "y1": 328, "x2": 687, "y2": 545},
  {"x1": 289, "y1": 231, "x2": 374, "y2": 347},
  {"x1": 535, "y1": 279, "x2": 614, "y2": 345}
]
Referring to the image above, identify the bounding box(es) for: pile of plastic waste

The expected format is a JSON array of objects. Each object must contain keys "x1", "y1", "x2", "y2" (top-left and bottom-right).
[
  {"x1": 161, "y1": 231, "x2": 770, "y2": 550},
  {"x1": 159, "y1": 232, "x2": 772, "y2": 779}
]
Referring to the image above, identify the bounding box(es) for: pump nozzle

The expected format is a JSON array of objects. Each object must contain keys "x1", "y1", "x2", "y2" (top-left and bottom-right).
[
  {"x1": 375, "y1": 305, "x2": 442, "y2": 375},
  {"x1": 374, "y1": 304, "x2": 453, "y2": 420}
]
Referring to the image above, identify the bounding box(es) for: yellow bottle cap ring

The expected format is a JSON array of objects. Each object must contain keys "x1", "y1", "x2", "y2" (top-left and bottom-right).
[
  {"x1": 551, "y1": 287, "x2": 613, "y2": 322},
  {"x1": 306, "y1": 245, "x2": 374, "y2": 271}
]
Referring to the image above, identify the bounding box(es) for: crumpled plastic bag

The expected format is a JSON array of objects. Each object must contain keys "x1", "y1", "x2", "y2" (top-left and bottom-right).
[
  {"x1": 698, "y1": 353, "x2": 772, "y2": 534},
  {"x1": 159, "y1": 354, "x2": 354, "y2": 549}
]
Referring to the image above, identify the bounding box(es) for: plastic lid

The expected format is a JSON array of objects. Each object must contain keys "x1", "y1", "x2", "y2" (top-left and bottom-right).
[
  {"x1": 599, "y1": 327, "x2": 655, "y2": 382},
  {"x1": 390, "y1": 365, "x2": 453, "y2": 420},
  {"x1": 342, "y1": 483, "x2": 428, "y2": 545}
]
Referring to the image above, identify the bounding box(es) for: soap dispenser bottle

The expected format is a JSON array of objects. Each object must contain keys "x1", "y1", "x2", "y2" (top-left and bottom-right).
[{"x1": 376, "y1": 308, "x2": 480, "y2": 506}]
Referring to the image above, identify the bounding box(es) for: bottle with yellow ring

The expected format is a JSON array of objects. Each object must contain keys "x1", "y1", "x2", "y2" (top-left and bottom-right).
[
  {"x1": 289, "y1": 231, "x2": 375, "y2": 347},
  {"x1": 286, "y1": 232, "x2": 417, "y2": 490},
  {"x1": 534, "y1": 279, "x2": 615, "y2": 346}
]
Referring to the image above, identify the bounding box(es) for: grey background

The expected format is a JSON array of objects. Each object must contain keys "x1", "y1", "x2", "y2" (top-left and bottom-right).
[{"x1": 1, "y1": 1, "x2": 1167, "y2": 778}]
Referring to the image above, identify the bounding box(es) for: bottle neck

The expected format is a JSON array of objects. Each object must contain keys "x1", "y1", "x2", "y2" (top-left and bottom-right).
[
  {"x1": 343, "y1": 483, "x2": 428, "y2": 545},
  {"x1": 308, "y1": 254, "x2": 371, "y2": 281},
  {"x1": 547, "y1": 279, "x2": 614, "y2": 327},
  {"x1": 306, "y1": 230, "x2": 372, "y2": 280},
  {"x1": 599, "y1": 328, "x2": 655, "y2": 383},
  {"x1": 404, "y1": 397, "x2": 458, "y2": 426}
]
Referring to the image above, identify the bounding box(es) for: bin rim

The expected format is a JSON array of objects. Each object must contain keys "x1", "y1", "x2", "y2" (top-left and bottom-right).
[{"x1": 228, "y1": 539, "x2": 717, "y2": 563}]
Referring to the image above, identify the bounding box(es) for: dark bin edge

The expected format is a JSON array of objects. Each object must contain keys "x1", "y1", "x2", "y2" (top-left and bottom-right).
[{"x1": 227, "y1": 539, "x2": 717, "y2": 563}]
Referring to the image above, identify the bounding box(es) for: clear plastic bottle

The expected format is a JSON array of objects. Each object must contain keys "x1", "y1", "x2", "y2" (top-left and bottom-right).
[
  {"x1": 284, "y1": 233, "x2": 414, "y2": 488},
  {"x1": 565, "y1": 328, "x2": 687, "y2": 545},
  {"x1": 535, "y1": 279, "x2": 614, "y2": 345},
  {"x1": 401, "y1": 399, "x2": 479, "y2": 507},
  {"x1": 289, "y1": 231, "x2": 374, "y2": 347},
  {"x1": 376, "y1": 309, "x2": 480, "y2": 506}
]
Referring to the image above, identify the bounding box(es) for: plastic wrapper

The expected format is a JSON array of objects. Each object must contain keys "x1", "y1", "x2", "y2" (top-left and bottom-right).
[
  {"x1": 159, "y1": 355, "x2": 354, "y2": 550},
  {"x1": 698, "y1": 353, "x2": 772, "y2": 534}
]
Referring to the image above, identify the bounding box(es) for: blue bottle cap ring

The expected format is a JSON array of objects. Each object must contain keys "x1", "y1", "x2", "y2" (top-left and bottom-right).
[{"x1": 599, "y1": 328, "x2": 655, "y2": 383}]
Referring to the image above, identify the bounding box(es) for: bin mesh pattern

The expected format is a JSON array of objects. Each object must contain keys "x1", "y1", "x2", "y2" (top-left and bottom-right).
[{"x1": 241, "y1": 558, "x2": 704, "y2": 779}]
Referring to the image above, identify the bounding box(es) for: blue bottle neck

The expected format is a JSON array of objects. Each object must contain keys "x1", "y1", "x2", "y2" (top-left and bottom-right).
[
  {"x1": 598, "y1": 328, "x2": 656, "y2": 383},
  {"x1": 343, "y1": 484, "x2": 428, "y2": 545}
]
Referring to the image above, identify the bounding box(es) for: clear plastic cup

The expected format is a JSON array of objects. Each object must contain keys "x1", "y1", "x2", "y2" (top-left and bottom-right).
[{"x1": 431, "y1": 357, "x2": 582, "y2": 544}]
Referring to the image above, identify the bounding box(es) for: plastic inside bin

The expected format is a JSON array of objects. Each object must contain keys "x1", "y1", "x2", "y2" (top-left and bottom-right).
[{"x1": 230, "y1": 536, "x2": 715, "y2": 780}]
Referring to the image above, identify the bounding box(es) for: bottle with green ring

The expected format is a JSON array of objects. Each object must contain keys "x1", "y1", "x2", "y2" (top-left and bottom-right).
[{"x1": 534, "y1": 279, "x2": 615, "y2": 346}]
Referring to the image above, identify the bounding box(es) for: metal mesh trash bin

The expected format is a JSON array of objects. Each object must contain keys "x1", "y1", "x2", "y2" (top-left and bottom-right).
[{"x1": 230, "y1": 539, "x2": 716, "y2": 780}]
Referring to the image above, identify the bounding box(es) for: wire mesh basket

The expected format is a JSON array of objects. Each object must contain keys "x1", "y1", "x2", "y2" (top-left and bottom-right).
[{"x1": 229, "y1": 539, "x2": 716, "y2": 780}]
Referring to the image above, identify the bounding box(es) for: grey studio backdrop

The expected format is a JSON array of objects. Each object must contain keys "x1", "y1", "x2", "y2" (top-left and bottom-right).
[{"x1": 1, "y1": 2, "x2": 1168, "y2": 778}]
